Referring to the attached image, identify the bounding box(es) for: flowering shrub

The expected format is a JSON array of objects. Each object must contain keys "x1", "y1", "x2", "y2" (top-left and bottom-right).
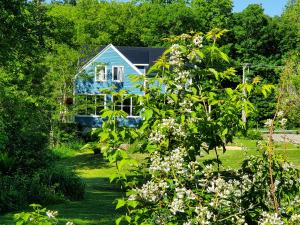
[
  {"x1": 14, "y1": 204, "x2": 74, "y2": 225},
  {"x1": 96, "y1": 30, "x2": 300, "y2": 224}
]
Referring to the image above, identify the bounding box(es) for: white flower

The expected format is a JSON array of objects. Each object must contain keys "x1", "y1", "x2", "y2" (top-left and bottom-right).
[
  {"x1": 277, "y1": 111, "x2": 284, "y2": 117},
  {"x1": 279, "y1": 118, "x2": 287, "y2": 126},
  {"x1": 264, "y1": 119, "x2": 273, "y2": 127},
  {"x1": 258, "y1": 212, "x2": 284, "y2": 225},
  {"x1": 170, "y1": 198, "x2": 185, "y2": 214},
  {"x1": 46, "y1": 210, "x2": 58, "y2": 219},
  {"x1": 193, "y1": 35, "x2": 203, "y2": 47},
  {"x1": 180, "y1": 33, "x2": 191, "y2": 41},
  {"x1": 66, "y1": 222, "x2": 75, "y2": 225}
]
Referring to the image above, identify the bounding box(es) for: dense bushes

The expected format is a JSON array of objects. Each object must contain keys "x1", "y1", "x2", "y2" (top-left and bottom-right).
[{"x1": 0, "y1": 166, "x2": 85, "y2": 213}]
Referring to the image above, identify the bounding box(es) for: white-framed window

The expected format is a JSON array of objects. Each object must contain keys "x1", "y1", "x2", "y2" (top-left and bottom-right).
[
  {"x1": 76, "y1": 94, "x2": 106, "y2": 116},
  {"x1": 112, "y1": 66, "x2": 124, "y2": 82},
  {"x1": 95, "y1": 65, "x2": 107, "y2": 82},
  {"x1": 111, "y1": 95, "x2": 140, "y2": 117}
]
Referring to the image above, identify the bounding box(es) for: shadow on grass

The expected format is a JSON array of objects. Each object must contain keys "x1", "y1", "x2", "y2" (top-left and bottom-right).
[
  {"x1": 0, "y1": 151, "x2": 125, "y2": 225},
  {"x1": 49, "y1": 176, "x2": 124, "y2": 225},
  {"x1": 58, "y1": 152, "x2": 113, "y2": 171}
]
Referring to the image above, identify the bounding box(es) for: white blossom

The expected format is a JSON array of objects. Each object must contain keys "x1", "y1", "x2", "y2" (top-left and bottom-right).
[
  {"x1": 279, "y1": 118, "x2": 287, "y2": 126},
  {"x1": 277, "y1": 111, "x2": 284, "y2": 117},
  {"x1": 258, "y1": 212, "x2": 284, "y2": 225},
  {"x1": 46, "y1": 210, "x2": 58, "y2": 219},
  {"x1": 193, "y1": 35, "x2": 204, "y2": 47},
  {"x1": 264, "y1": 119, "x2": 273, "y2": 128},
  {"x1": 65, "y1": 222, "x2": 75, "y2": 225}
]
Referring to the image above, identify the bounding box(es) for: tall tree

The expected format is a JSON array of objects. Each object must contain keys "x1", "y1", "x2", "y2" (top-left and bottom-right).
[
  {"x1": 191, "y1": 0, "x2": 233, "y2": 32},
  {"x1": 280, "y1": 0, "x2": 300, "y2": 54}
]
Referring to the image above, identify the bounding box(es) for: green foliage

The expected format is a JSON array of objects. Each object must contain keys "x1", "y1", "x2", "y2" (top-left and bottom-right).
[
  {"x1": 95, "y1": 31, "x2": 300, "y2": 224},
  {"x1": 279, "y1": 53, "x2": 300, "y2": 128},
  {"x1": 0, "y1": 166, "x2": 85, "y2": 213},
  {"x1": 245, "y1": 129, "x2": 263, "y2": 140},
  {"x1": 14, "y1": 204, "x2": 58, "y2": 225},
  {"x1": 14, "y1": 204, "x2": 75, "y2": 225}
]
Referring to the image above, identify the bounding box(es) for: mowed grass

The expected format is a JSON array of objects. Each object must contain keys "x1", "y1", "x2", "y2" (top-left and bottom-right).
[
  {"x1": 0, "y1": 149, "x2": 123, "y2": 225},
  {"x1": 1, "y1": 138, "x2": 300, "y2": 224},
  {"x1": 201, "y1": 138, "x2": 300, "y2": 169}
]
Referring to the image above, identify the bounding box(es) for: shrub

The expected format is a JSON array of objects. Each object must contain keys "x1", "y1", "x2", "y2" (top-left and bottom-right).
[
  {"x1": 14, "y1": 204, "x2": 74, "y2": 225},
  {"x1": 106, "y1": 31, "x2": 298, "y2": 224},
  {"x1": 0, "y1": 166, "x2": 85, "y2": 212},
  {"x1": 39, "y1": 166, "x2": 85, "y2": 201},
  {"x1": 245, "y1": 129, "x2": 263, "y2": 140}
]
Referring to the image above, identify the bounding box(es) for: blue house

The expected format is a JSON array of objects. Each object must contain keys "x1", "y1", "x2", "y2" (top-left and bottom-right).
[{"x1": 74, "y1": 44, "x2": 165, "y2": 127}]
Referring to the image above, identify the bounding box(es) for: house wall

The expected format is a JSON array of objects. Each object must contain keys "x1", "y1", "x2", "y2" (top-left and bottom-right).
[
  {"x1": 74, "y1": 45, "x2": 144, "y2": 127},
  {"x1": 75, "y1": 46, "x2": 144, "y2": 95}
]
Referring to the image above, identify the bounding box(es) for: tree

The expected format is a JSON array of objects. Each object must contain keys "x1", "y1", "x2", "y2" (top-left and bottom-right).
[
  {"x1": 280, "y1": 0, "x2": 300, "y2": 54},
  {"x1": 191, "y1": 0, "x2": 233, "y2": 32}
]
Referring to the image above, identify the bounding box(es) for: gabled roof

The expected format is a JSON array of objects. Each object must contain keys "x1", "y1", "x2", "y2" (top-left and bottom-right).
[
  {"x1": 78, "y1": 44, "x2": 166, "y2": 74},
  {"x1": 116, "y1": 46, "x2": 166, "y2": 68}
]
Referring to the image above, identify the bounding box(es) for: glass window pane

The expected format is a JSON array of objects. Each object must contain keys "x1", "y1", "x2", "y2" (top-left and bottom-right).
[
  {"x1": 113, "y1": 67, "x2": 118, "y2": 81},
  {"x1": 132, "y1": 96, "x2": 139, "y2": 116},
  {"x1": 118, "y1": 67, "x2": 124, "y2": 81},
  {"x1": 96, "y1": 66, "x2": 106, "y2": 81},
  {"x1": 113, "y1": 95, "x2": 122, "y2": 111},
  {"x1": 86, "y1": 95, "x2": 95, "y2": 115},
  {"x1": 76, "y1": 95, "x2": 87, "y2": 115},
  {"x1": 96, "y1": 95, "x2": 105, "y2": 115}
]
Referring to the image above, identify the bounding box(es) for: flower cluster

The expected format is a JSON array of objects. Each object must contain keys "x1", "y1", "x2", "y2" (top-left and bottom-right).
[
  {"x1": 193, "y1": 35, "x2": 204, "y2": 48},
  {"x1": 131, "y1": 180, "x2": 168, "y2": 203},
  {"x1": 149, "y1": 118, "x2": 185, "y2": 144},
  {"x1": 149, "y1": 147, "x2": 187, "y2": 176},
  {"x1": 258, "y1": 212, "x2": 284, "y2": 225},
  {"x1": 169, "y1": 44, "x2": 183, "y2": 67}
]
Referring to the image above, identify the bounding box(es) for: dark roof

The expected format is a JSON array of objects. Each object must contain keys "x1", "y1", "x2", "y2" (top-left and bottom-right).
[
  {"x1": 116, "y1": 46, "x2": 166, "y2": 68},
  {"x1": 79, "y1": 45, "x2": 166, "y2": 71}
]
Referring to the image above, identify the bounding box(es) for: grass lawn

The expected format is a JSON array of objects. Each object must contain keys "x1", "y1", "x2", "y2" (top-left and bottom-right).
[
  {"x1": 202, "y1": 138, "x2": 300, "y2": 169},
  {"x1": 1, "y1": 138, "x2": 300, "y2": 224},
  {"x1": 0, "y1": 149, "x2": 123, "y2": 225}
]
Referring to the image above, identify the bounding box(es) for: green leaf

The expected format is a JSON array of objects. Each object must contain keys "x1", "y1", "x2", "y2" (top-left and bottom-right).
[
  {"x1": 127, "y1": 200, "x2": 139, "y2": 208},
  {"x1": 209, "y1": 68, "x2": 219, "y2": 80},
  {"x1": 222, "y1": 128, "x2": 228, "y2": 136},
  {"x1": 225, "y1": 88, "x2": 233, "y2": 96},
  {"x1": 116, "y1": 198, "x2": 126, "y2": 209},
  {"x1": 219, "y1": 51, "x2": 229, "y2": 62},
  {"x1": 116, "y1": 216, "x2": 123, "y2": 225},
  {"x1": 143, "y1": 109, "x2": 153, "y2": 120}
]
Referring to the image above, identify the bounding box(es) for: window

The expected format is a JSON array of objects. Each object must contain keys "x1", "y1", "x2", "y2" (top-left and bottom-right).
[
  {"x1": 95, "y1": 65, "x2": 107, "y2": 81},
  {"x1": 136, "y1": 65, "x2": 147, "y2": 73},
  {"x1": 76, "y1": 94, "x2": 106, "y2": 116},
  {"x1": 112, "y1": 66, "x2": 124, "y2": 82},
  {"x1": 112, "y1": 95, "x2": 140, "y2": 117},
  {"x1": 95, "y1": 95, "x2": 106, "y2": 115}
]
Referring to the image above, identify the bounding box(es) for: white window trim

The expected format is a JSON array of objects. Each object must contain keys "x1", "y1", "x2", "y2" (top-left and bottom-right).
[
  {"x1": 76, "y1": 93, "x2": 107, "y2": 117},
  {"x1": 95, "y1": 94, "x2": 107, "y2": 116},
  {"x1": 111, "y1": 95, "x2": 141, "y2": 118},
  {"x1": 95, "y1": 65, "x2": 107, "y2": 82},
  {"x1": 112, "y1": 65, "x2": 124, "y2": 82}
]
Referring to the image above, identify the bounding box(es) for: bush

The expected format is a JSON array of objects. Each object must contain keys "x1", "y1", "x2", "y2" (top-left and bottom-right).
[
  {"x1": 14, "y1": 204, "x2": 75, "y2": 225},
  {"x1": 0, "y1": 166, "x2": 85, "y2": 212},
  {"x1": 245, "y1": 129, "x2": 263, "y2": 140},
  {"x1": 39, "y1": 166, "x2": 85, "y2": 201}
]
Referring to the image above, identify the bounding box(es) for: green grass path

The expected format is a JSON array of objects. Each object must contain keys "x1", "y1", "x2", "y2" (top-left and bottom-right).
[
  {"x1": 0, "y1": 151, "x2": 122, "y2": 225},
  {"x1": 51, "y1": 151, "x2": 122, "y2": 225}
]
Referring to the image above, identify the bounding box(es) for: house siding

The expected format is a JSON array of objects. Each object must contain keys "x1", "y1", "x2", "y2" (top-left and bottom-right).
[
  {"x1": 74, "y1": 45, "x2": 144, "y2": 127},
  {"x1": 75, "y1": 46, "x2": 144, "y2": 95}
]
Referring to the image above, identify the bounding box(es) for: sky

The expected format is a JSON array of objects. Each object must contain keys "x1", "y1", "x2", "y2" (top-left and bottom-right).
[{"x1": 233, "y1": 0, "x2": 288, "y2": 16}]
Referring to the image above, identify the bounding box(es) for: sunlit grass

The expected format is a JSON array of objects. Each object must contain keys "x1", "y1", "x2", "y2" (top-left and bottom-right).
[{"x1": 1, "y1": 138, "x2": 300, "y2": 224}]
